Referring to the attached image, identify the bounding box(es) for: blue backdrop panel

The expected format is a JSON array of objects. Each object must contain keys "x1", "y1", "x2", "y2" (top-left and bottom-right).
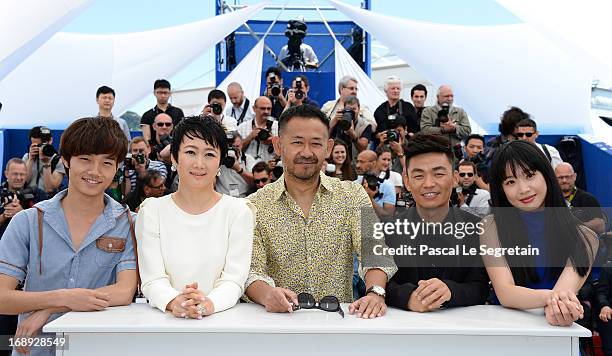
[
  {"x1": 581, "y1": 139, "x2": 612, "y2": 207},
  {"x1": 216, "y1": 20, "x2": 361, "y2": 106}
]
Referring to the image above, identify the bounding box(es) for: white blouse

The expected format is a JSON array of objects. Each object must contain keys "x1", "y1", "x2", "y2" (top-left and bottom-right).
[{"x1": 136, "y1": 194, "x2": 255, "y2": 314}]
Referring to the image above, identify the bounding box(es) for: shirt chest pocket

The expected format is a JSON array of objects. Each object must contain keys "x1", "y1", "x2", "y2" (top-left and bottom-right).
[{"x1": 94, "y1": 236, "x2": 126, "y2": 268}]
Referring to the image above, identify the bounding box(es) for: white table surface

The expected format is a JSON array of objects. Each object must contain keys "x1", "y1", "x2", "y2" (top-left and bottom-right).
[{"x1": 44, "y1": 302, "x2": 590, "y2": 338}]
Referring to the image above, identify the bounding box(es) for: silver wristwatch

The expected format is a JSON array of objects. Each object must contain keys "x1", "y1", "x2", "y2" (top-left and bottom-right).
[{"x1": 366, "y1": 285, "x2": 386, "y2": 298}]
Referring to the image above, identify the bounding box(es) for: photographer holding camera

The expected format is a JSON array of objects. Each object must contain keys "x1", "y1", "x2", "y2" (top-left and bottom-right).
[
  {"x1": 122, "y1": 137, "x2": 167, "y2": 197},
  {"x1": 148, "y1": 113, "x2": 174, "y2": 162},
  {"x1": 227, "y1": 82, "x2": 255, "y2": 126},
  {"x1": 355, "y1": 150, "x2": 396, "y2": 218},
  {"x1": 202, "y1": 89, "x2": 238, "y2": 132},
  {"x1": 22, "y1": 126, "x2": 66, "y2": 195},
  {"x1": 420, "y1": 85, "x2": 471, "y2": 148},
  {"x1": 278, "y1": 18, "x2": 319, "y2": 71},
  {"x1": 374, "y1": 76, "x2": 419, "y2": 143},
  {"x1": 329, "y1": 95, "x2": 376, "y2": 162},
  {"x1": 0, "y1": 159, "x2": 47, "y2": 236},
  {"x1": 283, "y1": 75, "x2": 319, "y2": 113},
  {"x1": 452, "y1": 161, "x2": 490, "y2": 214},
  {"x1": 216, "y1": 132, "x2": 256, "y2": 197},
  {"x1": 263, "y1": 67, "x2": 287, "y2": 119},
  {"x1": 463, "y1": 134, "x2": 490, "y2": 191},
  {"x1": 237, "y1": 96, "x2": 279, "y2": 165}
]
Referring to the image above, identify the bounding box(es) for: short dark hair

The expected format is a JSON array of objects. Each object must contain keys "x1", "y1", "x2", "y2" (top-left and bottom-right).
[
  {"x1": 465, "y1": 134, "x2": 485, "y2": 146},
  {"x1": 278, "y1": 105, "x2": 329, "y2": 136},
  {"x1": 29, "y1": 126, "x2": 52, "y2": 142},
  {"x1": 293, "y1": 75, "x2": 309, "y2": 87},
  {"x1": 252, "y1": 161, "x2": 270, "y2": 174},
  {"x1": 138, "y1": 169, "x2": 165, "y2": 197},
  {"x1": 265, "y1": 66, "x2": 282, "y2": 79},
  {"x1": 170, "y1": 115, "x2": 228, "y2": 165},
  {"x1": 154, "y1": 79, "x2": 171, "y2": 90},
  {"x1": 60, "y1": 117, "x2": 128, "y2": 166},
  {"x1": 410, "y1": 84, "x2": 427, "y2": 97},
  {"x1": 457, "y1": 160, "x2": 476, "y2": 173},
  {"x1": 500, "y1": 106, "x2": 529, "y2": 136},
  {"x1": 404, "y1": 133, "x2": 453, "y2": 167},
  {"x1": 344, "y1": 95, "x2": 360, "y2": 107},
  {"x1": 208, "y1": 89, "x2": 227, "y2": 103},
  {"x1": 375, "y1": 145, "x2": 393, "y2": 157},
  {"x1": 516, "y1": 118, "x2": 537, "y2": 131},
  {"x1": 96, "y1": 85, "x2": 115, "y2": 98}
]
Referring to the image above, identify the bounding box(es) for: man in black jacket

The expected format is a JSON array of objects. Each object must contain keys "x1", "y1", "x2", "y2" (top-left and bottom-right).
[{"x1": 385, "y1": 133, "x2": 489, "y2": 312}]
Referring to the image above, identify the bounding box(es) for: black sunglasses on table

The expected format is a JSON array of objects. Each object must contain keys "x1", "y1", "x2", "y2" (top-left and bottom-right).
[{"x1": 291, "y1": 292, "x2": 344, "y2": 318}]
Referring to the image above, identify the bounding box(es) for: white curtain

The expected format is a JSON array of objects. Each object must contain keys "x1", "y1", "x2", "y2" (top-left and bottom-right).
[
  {"x1": 329, "y1": 0, "x2": 592, "y2": 135},
  {"x1": 0, "y1": 2, "x2": 267, "y2": 129},
  {"x1": 334, "y1": 40, "x2": 385, "y2": 112},
  {"x1": 217, "y1": 39, "x2": 265, "y2": 111},
  {"x1": 0, "y1": 0, "x2": 93, "y2": 81},
  {"x1": 497, "y1": 0, "x2": 612, "y2": 86}
]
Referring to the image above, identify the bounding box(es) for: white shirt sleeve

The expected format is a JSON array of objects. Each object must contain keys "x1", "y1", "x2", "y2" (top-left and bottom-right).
[
  {"x1": 136, "y1": 198, "x2": 180, "y2": 312},
  {"x1": 205, "y1": 199, "x2": 255, "y2": 313},
  {"x1": 547, "y1": 144, "x2": 563, "y2": 169},
  {"x1": 302, "y1": 44, "x2": 318, "y2": 63}
]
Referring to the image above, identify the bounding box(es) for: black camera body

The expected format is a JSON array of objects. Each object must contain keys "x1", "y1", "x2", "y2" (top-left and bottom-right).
[
  {"x1": 210, "y1": 103, "x2": 223, "y2": 115},
  {"x1": 153, "y1": 134, "x2": 172, "y2": 155},
  {"x1": 40, "y1": 143, "x2": 57, "y2": 158},
  {"x1": 124, "y1": 152, "x2": 146, "y2": 170},
  {"x1": 338, "y1": 109, "x2": 355, "y2": 131},
  {"x1": 363, "y1": 172, "x2": 382, "y2": 192},
  {"x1": 294, "y1": 78, "x2": 304, "y2": 100},
  {"x1": 468, "y1": 152, "x2": 488, "y2": 175},
  {"x1": 0, "y1": 187, "x2": 36, "y2": 214},
  {"x1": 257, "y1": 128, "x2": 271, "y2": 142},
  {"x1": 452, "y1": 143, "x2": 464, "y2": 161},
  {"x1": 223, "y1": 148, "x2": 238, "y2": 169},
  {"x1": 272, "y1": 160, "x2": 284, "y2": 181},
  {"x1": 268, "y1": 74, "x2": 281, "y2": 97},
  {"x1": 386, "y1": 130, "x2": 400, "y2": 143},
  {"x1": 435, "y1": 104, "x2": 451, "y2": 126}
]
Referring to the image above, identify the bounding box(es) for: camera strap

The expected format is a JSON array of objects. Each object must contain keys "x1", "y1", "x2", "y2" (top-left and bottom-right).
[
  {"x1": 541, "y1": 144, "x2": 552, "y2": 163},
  {"x1": 34, "y1": 207, "x2": 140, "y2": 288},
  {"x1": 234, "y1": 98, "x2": 250, "y2": 125},
  {"x1": 386, "y1": 100, "x2": 403, "y2": 117}
]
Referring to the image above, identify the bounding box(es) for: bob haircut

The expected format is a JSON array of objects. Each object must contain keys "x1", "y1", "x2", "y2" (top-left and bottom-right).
[{"x1": 170, "y1": 115, "x2": 228, "y2": 165}]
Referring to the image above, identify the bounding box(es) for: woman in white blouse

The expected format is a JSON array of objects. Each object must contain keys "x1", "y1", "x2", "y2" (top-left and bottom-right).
[{"x1": 136, "y1": 115, "x2": 255, "y2": 318}]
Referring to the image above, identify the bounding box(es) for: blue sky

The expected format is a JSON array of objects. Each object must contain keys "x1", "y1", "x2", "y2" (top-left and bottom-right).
[{"x1": 62, "y1": 0, "x2": 520, "y2": 113}]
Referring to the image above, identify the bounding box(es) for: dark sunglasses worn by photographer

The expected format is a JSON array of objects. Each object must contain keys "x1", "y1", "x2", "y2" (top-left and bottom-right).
[{"x1": 291, "y1": 293, "x2": 344, "y2": 318}]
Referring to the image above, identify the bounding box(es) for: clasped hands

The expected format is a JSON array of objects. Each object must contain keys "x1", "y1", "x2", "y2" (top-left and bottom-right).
[
  {"x1": 167, "y1": 282, "x2": 214, "y2": 320},
  {"x1": 544, "y1": 290, "x2": 583, "y2": 327}
]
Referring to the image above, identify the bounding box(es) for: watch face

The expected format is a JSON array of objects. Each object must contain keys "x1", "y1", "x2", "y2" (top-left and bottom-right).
[
  {"x1": 373, "y1": 286, "x2": 385, "y2": 294},
  {"x1": 369, "y1": 285, "x2": 385, "y2": 296}
]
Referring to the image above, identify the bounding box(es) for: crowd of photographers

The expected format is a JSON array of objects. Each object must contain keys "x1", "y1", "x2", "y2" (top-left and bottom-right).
[
  {"x1": 0, "y1": 69, "x2": 609, "y2": 354},
  {"x1": 2, "y1": 72, "x2": 605, "y2": 225}
]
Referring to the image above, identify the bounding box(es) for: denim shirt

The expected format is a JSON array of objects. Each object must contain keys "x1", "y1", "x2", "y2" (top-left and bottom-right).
[{"x1": 0, "y1": 189, "x2": 137, "y2": 356}]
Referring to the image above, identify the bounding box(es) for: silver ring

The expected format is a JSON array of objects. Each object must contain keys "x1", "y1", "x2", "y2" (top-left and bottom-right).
[{"x1": 197, "y1": 304, "x2": 207, "y2": 315}]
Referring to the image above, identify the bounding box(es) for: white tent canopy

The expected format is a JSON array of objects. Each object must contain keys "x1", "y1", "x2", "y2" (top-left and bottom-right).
[
  {"x1": 497, "y1": 0, "x2": 612, "y2": 87},
  {"x1": 0, "y1": 2, "x2": 267, "y2": 129},
  {"x1": 333, "y1": 40, "x2": 385, "y2": 112},
  {"x1": 216, "y1": 40, "x2": 266, "y2": 115},
  {"x1": 329, "y1": 0, "x2": 592, "y2": 135},
  {"x1": 0, "y1": 0, "x2": 93, "y2": 81}
]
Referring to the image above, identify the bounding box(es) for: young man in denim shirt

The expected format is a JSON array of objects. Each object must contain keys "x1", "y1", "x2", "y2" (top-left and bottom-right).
[{"x1": 0, "y1": 117, "x2": 137, "y2": 356}]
